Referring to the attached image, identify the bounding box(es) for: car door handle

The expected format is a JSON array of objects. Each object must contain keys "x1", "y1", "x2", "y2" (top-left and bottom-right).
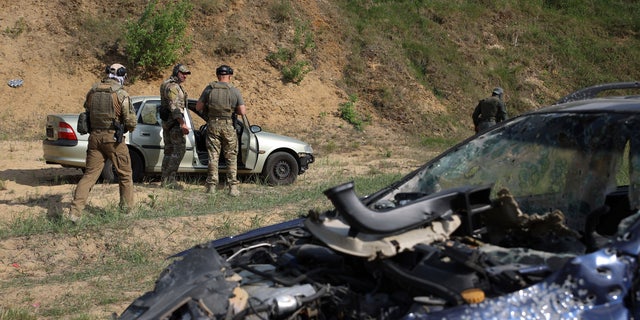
[{"x1": 140, "y1": 132, "x2": 151, "y2": 136}]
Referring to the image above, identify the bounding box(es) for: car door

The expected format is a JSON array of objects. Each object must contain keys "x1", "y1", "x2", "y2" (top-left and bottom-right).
[
  {"x1": 131, "y1": 98, "x2": 197, "y2": 173},
  {"x1": 184, "y1": 103, "x2": 258, "y2": 172},
  {"x1": 130, "y1": 99, "x2": 163, "y2": 172},
  {"x1": 185, "y1": 104, "x2": 208, "y2": 171},
  {"x1": 239, "y1": 114, "x2": 259, "y2": 170}
]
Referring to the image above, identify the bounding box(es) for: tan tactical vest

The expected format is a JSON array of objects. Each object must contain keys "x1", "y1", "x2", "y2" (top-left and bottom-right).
[
  {"x1": 207, "y1": 82, "x2": 235, "y2": 118},
  {"x1": 88, "y1": 82, "x2": 123, "y2": 130}
]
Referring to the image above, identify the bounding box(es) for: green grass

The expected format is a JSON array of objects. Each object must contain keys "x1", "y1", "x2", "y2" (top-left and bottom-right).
[
  {"x1": 2, "y1": 17, "x2": 30, "y2": 39},
  {"x1": 0, "y1": 308, "x2": 37, "y2": 320}
]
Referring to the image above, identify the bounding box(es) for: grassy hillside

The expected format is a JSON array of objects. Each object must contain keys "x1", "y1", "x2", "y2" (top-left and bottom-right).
[
  {"x1": 1, "y1": 0, "x2": 638, "y2": 145},
  {"x1": 334, "y1": 0, "x2": 640, "y2": 135}
]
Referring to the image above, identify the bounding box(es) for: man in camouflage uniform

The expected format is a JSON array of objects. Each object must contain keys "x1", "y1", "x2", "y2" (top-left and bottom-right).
[
  {"x1": 472, "y1": 87, "x2": 507, "y2": 133},
  {"x1": 66, "y1": 63, "x2": 138, "y2": 222},
  {"x1": 160, "y1": 64, "x2": 191, "y2": 189},
  {"x1": 195, "y1": 65, "x2": 247, "y2": 196}
]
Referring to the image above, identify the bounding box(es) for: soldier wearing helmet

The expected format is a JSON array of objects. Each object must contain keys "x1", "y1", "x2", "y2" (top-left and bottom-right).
[
  {"x1": 66, "y1": 63, "x2": 137, "y2": 223},
  {"x1": 472, "y1": 87, "x2": 507, "y2": 133},
  {"x1": 159, "y1": 63, "x2": 191, "y2": 189},
  {"x1": 195, "y1": 64, "x2": 247, "y2": 196}
]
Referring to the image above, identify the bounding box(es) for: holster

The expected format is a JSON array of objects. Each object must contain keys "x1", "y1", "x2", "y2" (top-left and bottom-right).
[{"x1": 113, "y1": 120, "x2": 124, "y2": 143}]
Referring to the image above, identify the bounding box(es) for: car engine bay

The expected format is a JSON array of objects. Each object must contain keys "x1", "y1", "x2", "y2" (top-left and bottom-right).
[{"x1": 118, "y1": 181, "x2": 640, "y2": 319}]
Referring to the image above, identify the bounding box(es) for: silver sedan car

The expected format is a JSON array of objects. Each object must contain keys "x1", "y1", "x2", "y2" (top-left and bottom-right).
[{"x1": 42, "y1": 96, "x2": 314, "y2": 185}]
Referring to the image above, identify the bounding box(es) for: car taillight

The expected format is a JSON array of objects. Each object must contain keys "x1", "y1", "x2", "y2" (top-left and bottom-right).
[{"x1": 58, "y1": 122, "x2": 78, "y2": 141}]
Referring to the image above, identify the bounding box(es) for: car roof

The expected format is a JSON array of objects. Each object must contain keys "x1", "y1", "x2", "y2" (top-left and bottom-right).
[
  {"x1": 130, "y1": 96, "x2": 159, "y2": 102},
  {"x1": 131, "y1": 96, "x2": 198, "y2": 103},
  {"x1": 534, "y1": 97, "x2": 640, "y2": 114},
  {"x1": 529, "y1": 81, "x2": 640, "y2": 114}
]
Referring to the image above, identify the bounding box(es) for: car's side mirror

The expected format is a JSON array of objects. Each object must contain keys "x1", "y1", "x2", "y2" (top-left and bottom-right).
[{"x1": 250, "y1": 125, "x2": 262, "y2": 133}]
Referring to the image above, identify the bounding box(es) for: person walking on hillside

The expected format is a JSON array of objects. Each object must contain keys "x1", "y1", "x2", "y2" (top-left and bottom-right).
[
  {"x1": 472, "y1": 87, "x2": 507, "y2": 133},
  {"x1": 66, "y1": 63, "x2": 138, "y2": 223},
  {"x1": 195, "y1": 65, "x2": 247, "y2": 196},
  {"x1": 160, "y1": 64, "x2": 191, "y2": 189}
]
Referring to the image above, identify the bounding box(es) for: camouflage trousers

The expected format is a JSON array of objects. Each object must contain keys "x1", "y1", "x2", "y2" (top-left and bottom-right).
[
  {"x1": 71, "y1": 130, "x2": 134, "y2": 216},
  {"x1": 161, "y1": 124, "x2": 186, "y2": 185},
  {"x1": 206, "y1": 118, "x2": 238, "y2": 188}
]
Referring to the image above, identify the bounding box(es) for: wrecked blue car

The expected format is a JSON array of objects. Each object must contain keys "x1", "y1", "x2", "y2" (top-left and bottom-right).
[{"x1": 118, "y1": 82, "x2": 640, "y2": 319}]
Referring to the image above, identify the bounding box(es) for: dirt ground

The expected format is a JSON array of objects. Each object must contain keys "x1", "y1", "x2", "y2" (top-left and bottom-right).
[
  {"x1": 0, "y1": 139, "x2": 427, "y2": 226},
  {"x1": 0, "y1": 138, "x2": 432, "y2": 318}
]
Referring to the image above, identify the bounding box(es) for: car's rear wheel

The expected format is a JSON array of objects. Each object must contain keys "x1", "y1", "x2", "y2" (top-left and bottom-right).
[
  {"x1": 130, "y1": 150, "x2": 144, "y2": 182},
  {"x1": 100, "y1": 150, "x2": 145, "y2": 183},
  {"x1": 261, "y1": 151, "x2": 298, "y2": 186},
  {"x1": 101, "y1": 160, "x2": 116, "y2": 183}
]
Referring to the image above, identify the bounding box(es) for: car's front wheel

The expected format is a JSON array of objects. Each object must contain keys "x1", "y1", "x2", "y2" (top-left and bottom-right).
[{"x1": 261, "y1": 151, "x2": 299, "y2": 186}]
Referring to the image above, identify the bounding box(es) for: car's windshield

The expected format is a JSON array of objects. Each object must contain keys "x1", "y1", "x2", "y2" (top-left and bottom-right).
[{"x1": 376, "y1": 111, "x2": 640, "y2": 232}]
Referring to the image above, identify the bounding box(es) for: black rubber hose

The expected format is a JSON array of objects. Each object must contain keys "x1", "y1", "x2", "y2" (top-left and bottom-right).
[{"x1": 323, "y1": 181, "x2": 464, "y2": 234}]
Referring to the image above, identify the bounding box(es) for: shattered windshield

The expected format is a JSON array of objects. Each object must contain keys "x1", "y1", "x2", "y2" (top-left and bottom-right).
[{"x1": 377, "y1": 112, "x2": 640, "y2": 232}]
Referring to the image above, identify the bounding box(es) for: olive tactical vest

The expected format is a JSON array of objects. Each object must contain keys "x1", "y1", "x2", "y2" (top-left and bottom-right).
[
  {"x1": 159, "y1": 78, "x2": 175, "y2": 120},
  {"x1": 160, "y1": 79, "x2": 174, "y2": 108},
  {"x1": 478, "y1": 96, "x2": 500, "y2": 121},
  {"x1": 88, "y1": 82, "x2": 122, "y2": 130},
  {"x1": 207, "y1": 82, "x2": 235, "y2": 118}
]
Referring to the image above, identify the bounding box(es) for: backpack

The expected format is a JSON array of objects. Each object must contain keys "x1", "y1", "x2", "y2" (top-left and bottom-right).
[
  {"x1": 77, "y1": 111, "x2": 90, "y2": 135},
  {"x1": 478, "y1": 97, "x2": 500, "y2": 119}
]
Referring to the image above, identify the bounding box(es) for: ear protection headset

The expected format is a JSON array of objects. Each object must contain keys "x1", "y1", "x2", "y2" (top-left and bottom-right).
[
  {"x1": 115, "y1": 66, "x2": 127, "y2": 77},
  {"x1": 172, "y1": 64, "x2": 183, "y2": 77},
  {"x1": 106, "y1": 64, "x2": 127, "y2": 77}
]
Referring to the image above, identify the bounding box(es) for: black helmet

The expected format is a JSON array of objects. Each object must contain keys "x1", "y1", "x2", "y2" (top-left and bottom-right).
[{"x1": 216, "y1": 65, "x2": 233, "y2": 76}]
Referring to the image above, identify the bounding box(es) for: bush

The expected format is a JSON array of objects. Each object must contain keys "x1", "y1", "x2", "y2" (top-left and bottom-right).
[
  {"x1": 281, "y1": 61, "x2": 311, "y2": 84},
  {"x1": 339, "y1": 95, "x2": 370, "y2": 131},
  {"x1": 124, "y1": 0, "x2": 192, "y2": 76},
  {"x1": 270, "y1": 0, "x2": 293, "y2": 23},
  {"x1": 266, "y1": 13, "x2": 315, "y2": 85},
  {"x1": 3, "y1": 17, "x2": 29, "y2": 39}
]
